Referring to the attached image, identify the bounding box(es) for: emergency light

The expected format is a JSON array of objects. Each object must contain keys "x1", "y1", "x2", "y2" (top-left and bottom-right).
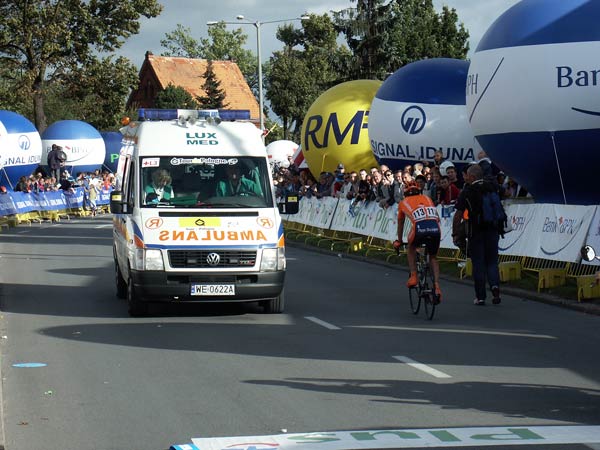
[{"x1": 137, "y1": 109, "x2": 251, "y2": 122}]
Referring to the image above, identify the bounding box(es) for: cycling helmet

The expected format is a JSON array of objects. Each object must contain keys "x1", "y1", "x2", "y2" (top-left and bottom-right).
[{"x1": 403, "y1": 180, "x2": 421, "y2": 196}]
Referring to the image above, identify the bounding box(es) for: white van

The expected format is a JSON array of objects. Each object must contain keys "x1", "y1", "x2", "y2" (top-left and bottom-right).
[{"x1": 110, "y1": 109, "x2": 298, "y2": 316}]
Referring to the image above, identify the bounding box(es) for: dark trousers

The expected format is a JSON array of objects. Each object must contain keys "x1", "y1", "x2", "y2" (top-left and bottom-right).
[
  {"x1": 469, "y1": 229, "x2": 500, "y2": 301},
  {"x1": 51, "y1": 167, "x2": 61, "y2": 182}
]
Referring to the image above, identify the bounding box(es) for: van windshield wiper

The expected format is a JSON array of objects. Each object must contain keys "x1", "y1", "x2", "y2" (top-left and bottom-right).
[{"x1": 200, "y1": 202, "x2": 248, "y2": 208}]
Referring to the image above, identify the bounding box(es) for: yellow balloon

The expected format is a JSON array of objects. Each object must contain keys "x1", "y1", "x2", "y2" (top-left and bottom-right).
[{"x1": 301, "y1": 80, "x2": 382, "y2": 176}]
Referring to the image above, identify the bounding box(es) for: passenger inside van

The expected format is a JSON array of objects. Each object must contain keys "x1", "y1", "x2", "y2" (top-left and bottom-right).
[
  {"x1": 216, "y1": 165, "x2": 262, "y2": 197},
  {"x1": 144, "y1": 169, "x2": 175, "y2": 203}
]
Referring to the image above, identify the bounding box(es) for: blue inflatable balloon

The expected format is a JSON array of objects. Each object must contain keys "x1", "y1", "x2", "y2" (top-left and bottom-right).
[
  {"x1": 369, "y1": 58, "x2": 479, "y2": 173},
  {"x1": 41, "y1": 120, "x2": 105, "y2": 176},
  {"x1": 101, "y1": 131, "x2": 122, "y2": 174},
  {"x1": 0, "y1": 110, "x2": 42, "y2": 189},
  {"x1": 467, "y1": 0, "x2": 600, "y2": 205}
]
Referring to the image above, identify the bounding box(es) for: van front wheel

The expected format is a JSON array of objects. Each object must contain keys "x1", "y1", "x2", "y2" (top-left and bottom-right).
[
  {"x1": 115, "y1": 260, "x2": 127, "y2": 299},
  {"x1": 262, "y1": 289, "x2": 285, "y2": 314},
  {"x1": 127, "y1": 274, "x2": 147, "y2": 317}
]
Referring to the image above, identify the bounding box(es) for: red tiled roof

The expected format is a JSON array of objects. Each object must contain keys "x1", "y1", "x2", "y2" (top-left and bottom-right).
[{"x1": 129, "y1": 53, "x2": 259, "y2": 120}]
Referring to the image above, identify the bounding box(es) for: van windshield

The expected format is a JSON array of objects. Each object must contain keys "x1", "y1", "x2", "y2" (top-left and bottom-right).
[{"x1": 140, "y1": 156, "x2": 273, "y2": 208}]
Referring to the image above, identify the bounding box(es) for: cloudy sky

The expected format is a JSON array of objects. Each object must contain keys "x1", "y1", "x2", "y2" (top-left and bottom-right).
[{"x1": 116, "y1": 0, "x2": 521, "y2": 68}]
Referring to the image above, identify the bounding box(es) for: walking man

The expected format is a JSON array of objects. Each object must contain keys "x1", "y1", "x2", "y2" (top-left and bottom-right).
[
  {"x1": 47, "y1": 144, "x2": 66, "y2": 182},
  {"x1": 452, "y1": 164, "x2": 501, "y2": 305}
]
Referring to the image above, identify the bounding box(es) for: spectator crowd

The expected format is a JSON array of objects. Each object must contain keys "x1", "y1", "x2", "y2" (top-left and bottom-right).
[
  {"x1": 272, "y1": 150, "x2": 532, "y2": 208},
  {"x1": 4, "y1": 164, "x2": 117, "y2": 216}
]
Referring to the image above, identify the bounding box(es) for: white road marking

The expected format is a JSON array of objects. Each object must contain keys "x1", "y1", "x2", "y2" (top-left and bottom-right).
[
  {"x1": 393, "y1": 355, "x2": 452, "y2": 379},
  {"x1": 188, "y1": 425, "x2": 600, "y2": 450},
  {"x1": 94, "y1": 224, "x2": 112, "y2": 229},
  {"x1": 305, "y1": 316, "x2": 341, "y2": 330},
  {"x1": 354, "y1": 325, "x2": 556, "y2": 339},
  {"x1": 21, "y1": 235, "x2": 112, "y2": 240}
]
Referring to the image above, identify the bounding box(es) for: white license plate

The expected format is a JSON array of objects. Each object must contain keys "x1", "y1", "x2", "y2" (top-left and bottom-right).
[{"x1": 191, "y1": 284, "x2": 235, "y2": 296}]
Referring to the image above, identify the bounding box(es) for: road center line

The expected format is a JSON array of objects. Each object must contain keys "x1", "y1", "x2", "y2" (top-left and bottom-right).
[
  {"x1": 393, "y1": 355, "x2": 452, "y2": 378},
  {"x1": 305, "y1": 316, "x2": 341, "y2": 330},
  {"x1": 354, "y1": 325, "x2": 555, "y2": 339}
]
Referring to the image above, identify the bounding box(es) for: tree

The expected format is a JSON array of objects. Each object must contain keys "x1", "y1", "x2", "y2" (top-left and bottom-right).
[
  {"x1": 332, "y1": 0, "x2": 394, "y2": 79},
  {"x1": 266, "y1": 14, "x2": 349, "y2": 141},
  {"x1": 197, "y1": 60, "x2": 228, "y2": 109},
  {"x1": 161, "y1": 23, "x2": 257, "y2": 93},
  {"x1": 53, "y1": 56, "x2": 139, "y2": 130},
  {"x1": 0, "y1": 66, "x2": 32, "y2": 116},
  {"x1": 160, "y1": 24, "x2": 204, "y2": 59},
  {"x1": 0, "y1": 0, "x2": 162, "y2": 132},
  {"x1": 333, "y1": 0, "x2": 469, "y2": 79},
  {"x1": 155, "y1": 84, "x2": 199, "y2": 110}
]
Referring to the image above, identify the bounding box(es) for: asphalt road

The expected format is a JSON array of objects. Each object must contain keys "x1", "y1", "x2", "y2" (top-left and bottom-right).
[{"x1": 0, "y1": 216, "x2": 599, "y2": 450}]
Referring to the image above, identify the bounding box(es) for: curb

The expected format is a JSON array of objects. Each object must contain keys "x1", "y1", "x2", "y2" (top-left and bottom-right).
[{"x1": 286, "y1": 240, "x2": 600, "y2": 317}]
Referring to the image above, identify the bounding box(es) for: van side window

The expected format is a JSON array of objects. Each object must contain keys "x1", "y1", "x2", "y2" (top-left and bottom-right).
[{"x1": 124, "y1": 160, "x2": 135, "y2": 207}]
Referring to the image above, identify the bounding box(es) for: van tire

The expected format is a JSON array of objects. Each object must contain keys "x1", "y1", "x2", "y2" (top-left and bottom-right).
[
  {"x1": 262, "y1": 289, "x2": 285, "y2": 314},
  {"x1": 115, "y1": 260, "x2": 127, "y2": 299},
  {"x1": 127, "y1": 274, "x2": 147, "y2": 317}
]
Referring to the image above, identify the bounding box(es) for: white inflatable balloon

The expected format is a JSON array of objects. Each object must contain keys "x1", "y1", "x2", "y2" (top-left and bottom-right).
[
  {"x1": 467, "y1": 0, "x2": 600, "y2": 205},
  {"x1": 0, "y1": 110, "x2": 43, "y2": 189},
  {"x1": 369, "y1": 58, "x2": 479, "y2": 172},
  {"x1": 41, "y1": 120, "x2": 105, "y2": 176},
  {"x1": 266, "y1": 140, "x2": 298, "y2": 169}
]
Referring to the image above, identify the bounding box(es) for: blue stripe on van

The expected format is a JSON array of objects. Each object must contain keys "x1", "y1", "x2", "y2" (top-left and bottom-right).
[{"x1": 145, "y1": 243, "x2": 278, "y2": 250}]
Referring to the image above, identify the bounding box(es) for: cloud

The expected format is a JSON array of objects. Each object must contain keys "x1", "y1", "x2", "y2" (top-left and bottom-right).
[{"x1": 115, "y1": 1, "x2": 520, "y2": 68}]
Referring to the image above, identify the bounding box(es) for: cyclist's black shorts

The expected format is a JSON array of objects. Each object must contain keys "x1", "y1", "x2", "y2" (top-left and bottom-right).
[{"x1": 411, "y1": 220, "x2": 441, "y2": 256}]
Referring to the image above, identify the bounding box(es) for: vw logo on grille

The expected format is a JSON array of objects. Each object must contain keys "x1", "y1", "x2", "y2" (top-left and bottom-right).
[{"x1": 206, "y1": 252, "x2": 220, "y2": 266}]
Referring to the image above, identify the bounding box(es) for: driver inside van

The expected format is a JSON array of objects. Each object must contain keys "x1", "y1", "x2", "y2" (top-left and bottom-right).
[
  {"x1": 145, "y1": 169, "x2": 174, "y2": 204},
  {"x1": 216, "y1": 164, "x2": 262, "y2": 197}
]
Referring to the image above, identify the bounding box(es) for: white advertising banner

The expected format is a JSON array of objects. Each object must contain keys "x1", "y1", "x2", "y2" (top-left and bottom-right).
[
  {"x1": 188, "y1": 425, "x2": 600, "y2": 450},
  {"x1": 498, "y1": 203, "x2": 542, "y2": 257},
  {"x1": 329, "y1": 199, "x2": 398, "y2": 240},
  {"x1": 535, "y1": 204, "x2": 594, "y2": 262},
  {"x1": 499, "y1": 203, "x2": 593, "y2": 262},
  {"x1": 438, "y1": 204, "x2": 457, "y2": 249},
  {"x1": 582, "y1": 205, "x2": 600, "y2": 266},
  {"x1": 329, "y1": 199, "x2": 415, "y2": 242},
  {"x1": 295, "y1": 196, "x2": 338, "y2": 229},
  {"x1": 286, "y1": 198, "x2": 594, "y2": 263}
]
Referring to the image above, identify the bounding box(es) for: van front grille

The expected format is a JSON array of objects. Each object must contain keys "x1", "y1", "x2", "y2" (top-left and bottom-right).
[{"x1": 168, "y1": 250, "x2": 257, "y2": 269}]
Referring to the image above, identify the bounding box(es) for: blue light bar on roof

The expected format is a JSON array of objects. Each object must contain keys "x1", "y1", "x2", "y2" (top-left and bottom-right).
[
  {"x1": 137, "y1": 108, "x2": 251, "y2": 121},
  {"x1": 218, "y1": 109, "x2": 251, "y2": 121},
  {"x1": 138, "y1": 108, "x2": 176, "y2": 120}
]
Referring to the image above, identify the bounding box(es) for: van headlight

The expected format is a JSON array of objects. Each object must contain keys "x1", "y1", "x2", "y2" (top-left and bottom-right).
[
  {"x1": 261, "y1": 248, "x2": 286, "y2": 271},
  {"x1": 134, "y1": 249, "x2": 164, "y2": 271}
]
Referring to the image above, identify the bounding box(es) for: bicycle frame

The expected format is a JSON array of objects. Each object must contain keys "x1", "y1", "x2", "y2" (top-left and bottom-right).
[{"x1": 409, "y1": 244, "x2": 437, "y2": 320}]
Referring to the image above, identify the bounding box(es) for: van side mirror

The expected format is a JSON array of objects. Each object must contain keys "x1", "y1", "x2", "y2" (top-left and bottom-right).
[
  {"x1": 278, "y1": 192, "x2": 299, "y2": 215},
  {"x1": 110, "y1": 190, "x2": 130, "y2": 214}
]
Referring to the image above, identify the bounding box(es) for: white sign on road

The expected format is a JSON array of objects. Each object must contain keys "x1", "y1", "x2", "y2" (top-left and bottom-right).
[{"x1": 173, "y1": 425, "x2": 600, "y2": 450}]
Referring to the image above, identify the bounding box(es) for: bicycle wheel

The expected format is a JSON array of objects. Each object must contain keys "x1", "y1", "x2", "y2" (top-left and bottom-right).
[
  {"x1": 409, "y1": 253, "x2": 423, "y2": 314},
  {"x1": 422, "y1": 268, "x2": 436, "y2": 321},
  {"x1": 409, "y1": 286, "x2": 421, "y2": 314}
]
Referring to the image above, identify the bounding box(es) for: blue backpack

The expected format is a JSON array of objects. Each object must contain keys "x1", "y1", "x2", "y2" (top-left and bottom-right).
[{"x1": 480, "y1": 189, "x2": 508, "y2": 236}]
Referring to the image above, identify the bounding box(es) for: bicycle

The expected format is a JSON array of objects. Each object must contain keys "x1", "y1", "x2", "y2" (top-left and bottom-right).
[{"x1": 397, "y1": 243, "x2": 438, "y2": 320}]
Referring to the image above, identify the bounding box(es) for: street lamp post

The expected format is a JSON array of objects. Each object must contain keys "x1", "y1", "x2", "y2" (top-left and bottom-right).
[{"x1": 207, "y1": 14, "x2": 309, "y2": 135}]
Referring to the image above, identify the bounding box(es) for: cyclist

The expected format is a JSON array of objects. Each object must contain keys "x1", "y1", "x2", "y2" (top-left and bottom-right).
[{"x1": 393, "y1": 180, "x2": 443, "y2": 302}]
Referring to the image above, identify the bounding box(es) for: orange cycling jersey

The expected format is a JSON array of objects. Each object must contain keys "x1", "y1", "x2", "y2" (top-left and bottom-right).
[{"x1": 398, "y1": 194, "x2": 441, "y2": 243}]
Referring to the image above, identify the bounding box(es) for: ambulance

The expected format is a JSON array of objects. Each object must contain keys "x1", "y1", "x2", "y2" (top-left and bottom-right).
[{"x1": 110, "y1": 109, "x2": 298, "y2": 316}]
